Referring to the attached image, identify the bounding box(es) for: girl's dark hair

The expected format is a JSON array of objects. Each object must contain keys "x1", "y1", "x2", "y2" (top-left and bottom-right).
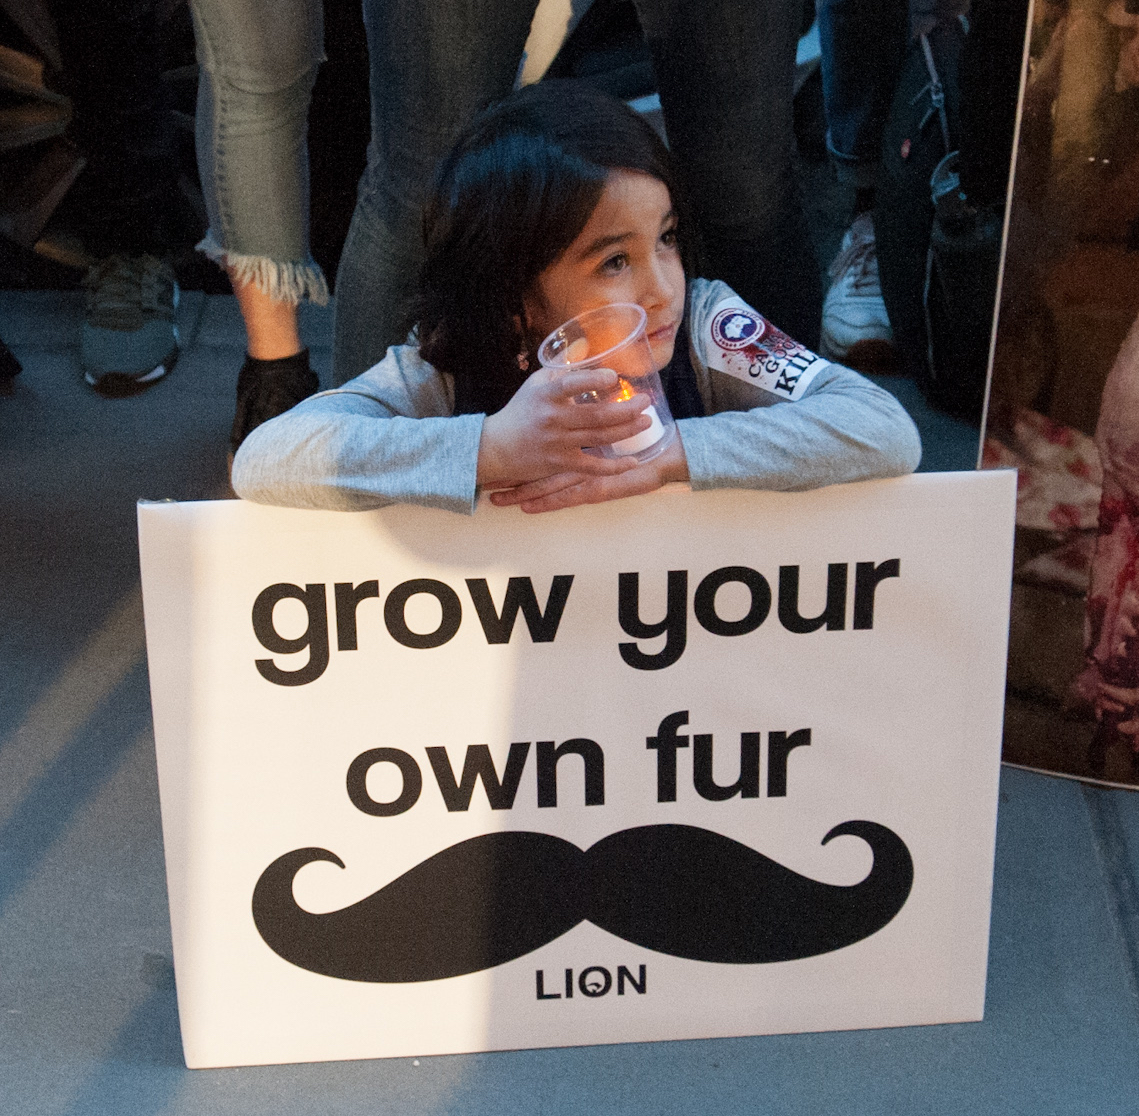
[{"x1": 414, "y1": 80, "x2": 688, "y2": 416}]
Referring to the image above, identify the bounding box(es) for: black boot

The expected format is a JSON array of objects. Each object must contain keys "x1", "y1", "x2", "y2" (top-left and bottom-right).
[{"x1": 230, "y1": 349, "x2": 319, "y2": 456}]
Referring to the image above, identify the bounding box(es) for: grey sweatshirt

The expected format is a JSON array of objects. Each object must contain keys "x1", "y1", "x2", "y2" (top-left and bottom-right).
[{"x1": 232, "y1": 279, "x2": 922, "y2": 513}]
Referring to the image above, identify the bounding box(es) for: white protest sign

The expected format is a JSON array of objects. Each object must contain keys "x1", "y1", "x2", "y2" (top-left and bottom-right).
[{"x1": 138, "y1": 472, "x2": 1015, "y2": 1069}]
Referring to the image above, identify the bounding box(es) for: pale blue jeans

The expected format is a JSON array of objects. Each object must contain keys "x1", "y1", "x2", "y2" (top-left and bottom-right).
[{"x1": 188, "y1": 0, "x2": 329, "y2": 305}]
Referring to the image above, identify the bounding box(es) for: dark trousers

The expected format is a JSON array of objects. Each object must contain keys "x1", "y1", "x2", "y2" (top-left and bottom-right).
[{"x1": 333, "y1": 0, "x2": 820, "y2": 384}]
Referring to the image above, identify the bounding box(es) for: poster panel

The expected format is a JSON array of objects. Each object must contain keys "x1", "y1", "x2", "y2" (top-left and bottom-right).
[
  {"x1": 983, "y1": 0, "x2": 1139, "y2": 787},
  {"x1": 138, "y1": 474, "x2": 1014, "y2": 1068}
]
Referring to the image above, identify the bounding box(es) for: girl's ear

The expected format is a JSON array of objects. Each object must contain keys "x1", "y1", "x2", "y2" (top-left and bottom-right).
[
  {"x1": 514, "y1": 307, "x2": 538, "y2": 372},
  {"x1": 519, "y1": 288, "x2": 551, "y2": 355},
  {"x1": 511, "y1": 313, "x2": 526, "y2": 362}
]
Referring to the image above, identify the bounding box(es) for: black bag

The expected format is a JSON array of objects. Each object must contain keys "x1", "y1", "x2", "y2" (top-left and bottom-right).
[
  {"x1": 924, "y1": 151, "x2": 1004, "y2": 420},
  {"x1": 876, "y1": 18, "x2": 998, "y2": 421}
]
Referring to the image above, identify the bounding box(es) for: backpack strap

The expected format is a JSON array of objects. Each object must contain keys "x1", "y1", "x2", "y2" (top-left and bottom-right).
[{"x1": 912, "y1": 32, "x2": 952, "y2": 151}]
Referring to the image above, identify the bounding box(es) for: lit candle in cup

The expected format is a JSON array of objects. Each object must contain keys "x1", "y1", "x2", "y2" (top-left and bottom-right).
[{"x1": 537, "y1": 304, "x2": 676, "y2": 464}]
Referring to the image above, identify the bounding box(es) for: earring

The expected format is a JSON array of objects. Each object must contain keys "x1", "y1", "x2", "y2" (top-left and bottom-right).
[{"x1": 517, "y1": 350, "x2": 531, "y2": 372}]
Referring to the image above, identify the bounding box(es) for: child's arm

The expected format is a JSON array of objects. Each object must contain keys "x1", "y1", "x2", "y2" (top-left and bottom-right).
[
  {"x1": 678, "y1": 278, "x2": 921, "y2": 489},
  {"x1": 231, "y1": 372, "x2": 483, "y2": 513},
  {"x1": 488, "y1": 282, "x2": 921, "y2": 513},
  {"x1": 476, "y1": 366, "x2": 653, "y2": 489},
  {"x1": 231, "y1": 344, "x2": 652, "y2": 512},
  {"x1": 678, "y1": 360, "x2": 922, "y2": 493},
  {"x1": 490, "y1": 362, "x2": 921, "y2": 514},
  {"x1": 487, "y1": 433, "x2": 689, "y2": 512}
]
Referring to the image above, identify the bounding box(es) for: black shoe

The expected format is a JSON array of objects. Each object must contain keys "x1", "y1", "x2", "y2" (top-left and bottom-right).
[
  {"x1": 82, "y1": 254, "x2": 179, "y2": 396},
  {"x1": 230, "y1": 349, "x2": 319, "y2": 456}
]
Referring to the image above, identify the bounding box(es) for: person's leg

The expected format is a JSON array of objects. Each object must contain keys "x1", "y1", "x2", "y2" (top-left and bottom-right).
[
  {"x1": 634, "y1": 0, "x2": 822, "y2": 347},
  {"x1": 55, "y1": 2, "x2": 184, "y2": 393},
  {"x1": 332, "y1": 0, "x2": 540, "y2": 385},
  {"x1": 190, "y1": 0, "x2": 327, "y2": 308},
  {"x1": 814, "y1": 0, "x2": 909, "y2": 366},
  {"x1": 189, "y1": 0, "x2": 325, "y2": 449},
  {"x1": 816, "y1": 0, "x2": 908, "y2": 193},
  {"x1": 232, "y1": 280, "x2": 303, "y2": 360}
]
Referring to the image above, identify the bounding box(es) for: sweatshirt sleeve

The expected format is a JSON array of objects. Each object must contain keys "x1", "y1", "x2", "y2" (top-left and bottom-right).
[
  {"x1": 230, "y1": 344, "x2": 485, "y2": 514},
  {"x1": 679, "y1": 279, "x2": 923, "y2": 491}
]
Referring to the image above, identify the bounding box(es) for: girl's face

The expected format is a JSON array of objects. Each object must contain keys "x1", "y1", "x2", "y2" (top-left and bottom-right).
[{"x1": 524, "y1": 170, "x2": 686, "y2": 371}]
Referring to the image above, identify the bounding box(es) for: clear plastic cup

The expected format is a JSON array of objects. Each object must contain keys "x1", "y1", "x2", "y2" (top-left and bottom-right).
[{"x1": 537, "y1": 303, "x2": 676, "y2": 463}]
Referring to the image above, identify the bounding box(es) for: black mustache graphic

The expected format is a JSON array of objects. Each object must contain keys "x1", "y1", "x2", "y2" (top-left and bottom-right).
[{"x1": 252, "y1": 822, "x2": 912, "y2": 983}]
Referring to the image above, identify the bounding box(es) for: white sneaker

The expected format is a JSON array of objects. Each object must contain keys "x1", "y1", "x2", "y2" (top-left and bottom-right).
[{"x1": 820, "y1": 212, "x2": 895, "y2": 370}]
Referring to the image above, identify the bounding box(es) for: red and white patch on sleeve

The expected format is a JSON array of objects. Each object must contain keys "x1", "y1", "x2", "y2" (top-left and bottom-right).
[{"x1": 706, "y1": 298, "x2": 829, "y2": 401}]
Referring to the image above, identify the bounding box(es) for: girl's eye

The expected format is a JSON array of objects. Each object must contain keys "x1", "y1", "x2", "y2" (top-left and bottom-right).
[
  {"x1": 600, "y1": 253, "x2": 628, "y2": 275},
  {"x1": 660, "y1": 227, "x2": 679, "y2": 248}
]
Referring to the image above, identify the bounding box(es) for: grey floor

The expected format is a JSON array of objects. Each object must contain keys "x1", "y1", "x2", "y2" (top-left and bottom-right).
[{"x1": 2, "y1": 292, "x2": 1138, "y2": 1114}]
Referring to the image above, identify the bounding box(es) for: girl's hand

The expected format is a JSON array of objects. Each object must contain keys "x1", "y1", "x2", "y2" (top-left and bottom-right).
[
  {"x1": 487, "y1": 431, "x2": 689, "y2": 513},
  {"x1": 476, "y1": 367, "x2": 654, "y2": 489}
]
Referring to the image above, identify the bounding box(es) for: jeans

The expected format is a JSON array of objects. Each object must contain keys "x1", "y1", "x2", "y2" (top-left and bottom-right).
[
  {"x1": 333, "y1": 0, "x2": 820, "y2": 384},
  {"x1": 817, "y1": 0, "x2": 909, "y2": 189},
  {"x1": 188, "y1": 0, "x2": 329, "y2": 304},
  {"x1": 817, "y1": 0, "x2": 971, "y2": 189}
]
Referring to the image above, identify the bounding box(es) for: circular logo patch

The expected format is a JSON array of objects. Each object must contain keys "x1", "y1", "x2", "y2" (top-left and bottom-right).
[{"x1": 711, "y1": 307, "x2": 767, "y2": 350}]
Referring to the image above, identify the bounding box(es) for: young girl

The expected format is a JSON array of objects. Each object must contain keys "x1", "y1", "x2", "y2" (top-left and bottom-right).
[{"x1": 232, "y1": 82, "x2": 921, "y2": 515}]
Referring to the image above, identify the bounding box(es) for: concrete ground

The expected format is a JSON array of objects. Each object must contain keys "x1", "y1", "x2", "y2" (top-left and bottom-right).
[{"x1": 1, "y1": 292, "x2": 1138, "y2": 1114}]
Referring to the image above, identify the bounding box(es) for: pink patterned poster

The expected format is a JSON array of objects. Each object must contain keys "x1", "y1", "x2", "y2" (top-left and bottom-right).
[{"x1": 985, "y1": 0, "x2": 1139, "y2": 787}]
